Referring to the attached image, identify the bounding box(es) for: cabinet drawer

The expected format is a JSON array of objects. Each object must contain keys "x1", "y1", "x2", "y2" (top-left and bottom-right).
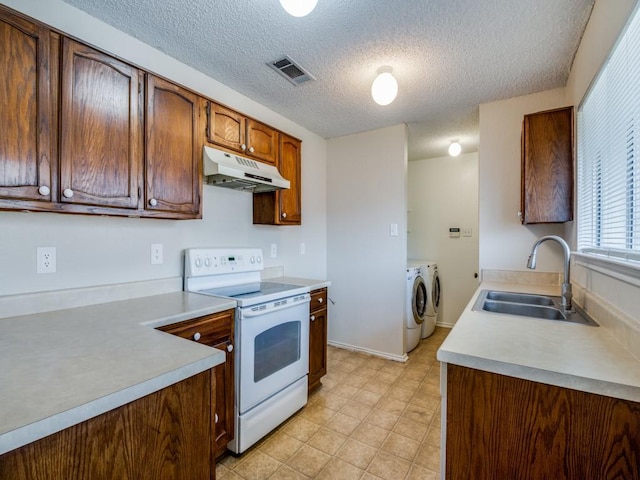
[
  {"x1": 158, "y1": 309, "x2": 234, "y2": 346},
  {"x1": 310, "y1": 288, "x2": 327, "y2": 313}
]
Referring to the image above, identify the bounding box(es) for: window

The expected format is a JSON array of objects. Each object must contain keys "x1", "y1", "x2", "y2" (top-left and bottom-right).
[{"x1": 577, "y1": 4, "x2": 640, "y2": 263}]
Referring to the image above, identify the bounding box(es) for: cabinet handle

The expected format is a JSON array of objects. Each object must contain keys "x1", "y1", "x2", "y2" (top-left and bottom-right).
[
  {"x1": 63, "y1": 188, "x2": 74, "y2": 198},
  {"x1": 282, "y1": 212, "x2": 287, "y2": 218},
  {"x1": 241, "y1": 144, "x2": 247, "y2": 151},
  {"x1": 215, "y1": 413, "x2": 219, "y2": 424},
  {"x1": 149, "y1": 198, "x2": 158, "y2": 206},
  {"x1": 318, "y1": 297, "x2": 323, "y2": 304},
  {"x1": 311, "y1": 315, "x2": 315, "y2": 321},
  {"x1": 248, "y1": 146, "x2": 255, "y2": 153},
  {"x1": 227, "y1": 344, "x2": 234, "y2": 353},
  {"x1": 193, "y1": 332, "x2": 201, "y2": 341},
  {"x1": 38, "y1": 185, "x2": 50, "y2": 196}
]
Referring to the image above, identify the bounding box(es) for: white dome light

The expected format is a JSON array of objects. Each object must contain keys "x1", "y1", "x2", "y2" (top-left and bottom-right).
[
  {"x1": 280, "y1": 0, "x2": 318, "y2": 17},
  {"x1": 371, "y1": 67, "x2": 398, "y2": 106},
  {"x1": 448, "y1": 141, "x2": 462, "y2": 157}
]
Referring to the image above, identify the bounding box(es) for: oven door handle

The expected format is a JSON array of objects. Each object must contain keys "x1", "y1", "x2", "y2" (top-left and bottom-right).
[{"x1": 241, "y1": 297, "x2": 310, "y2": 318}]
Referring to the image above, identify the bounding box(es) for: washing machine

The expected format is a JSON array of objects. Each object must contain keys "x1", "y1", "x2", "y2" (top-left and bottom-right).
[
  {"x1": 409, "y1": 260, "x2": 439, "y2": 338},
  {"x1": 405, "y1": 266, "x2": 427, "y2": 353}
]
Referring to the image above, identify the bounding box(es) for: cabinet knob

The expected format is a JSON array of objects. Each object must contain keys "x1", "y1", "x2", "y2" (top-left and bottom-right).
[
  {"x1": 318, "y1": 297, "x2": 323, "y2": 304},
  {"x1": 149, "y1": 198, "x2": 158, "y2": 206},
  {"x1": 215, "y1": 413, "x2": 219, "y2": 423},
  {"x1": 227, "y1": 344, "x2": 234, "y2": 353},
  {"x1": 248, "y1": 146, "x2": 255, "y2": 153},
  {"x1": 241, "y1": 144, "x2": 247, "y2": 151},
  {"x1": 63, "y1": 188, "x2": 74, "y2": 198},
  {"x1": 282, "y1": 212, "x2": 287, "y2": 218},
  {"x1": 311, "y1": 315, "x2": 315, "y2": 321},
  {"x1": 517, "y1": 211, "x2": 522, "y2": 217},
  {"x1": 38, "y1": 185, "x2": 50, "y2": 196},
  {"x1": 193, "y1": 332, "x2": 201, "y2": 341}
]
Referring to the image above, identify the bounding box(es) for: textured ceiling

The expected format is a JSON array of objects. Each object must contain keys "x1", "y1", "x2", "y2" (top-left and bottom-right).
[{"x1": 61, "y1": 0, "x2": 594, "y2": 160}]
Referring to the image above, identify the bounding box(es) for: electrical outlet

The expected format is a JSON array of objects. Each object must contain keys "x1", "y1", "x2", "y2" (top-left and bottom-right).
[
  {"x1": 37, "y1": 247, "x2": 56, "y2": 274},
  {"x1": 151, "y1": 243, "x2": 163, "y2": 264},
  {"x1": 300, "y1": 242, "x2": 306, "y2": 255},
  {"x1": 270, "y1": 243, "x2": 277, "y2": 258},
  {"x1": 462, "y1": 228, "x2": 472, "y2": 237}
]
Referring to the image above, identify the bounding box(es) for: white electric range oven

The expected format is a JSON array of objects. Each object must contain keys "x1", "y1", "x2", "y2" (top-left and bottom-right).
[{"x1": 184, "y1": 248, "x2": 310, "y2": 454}]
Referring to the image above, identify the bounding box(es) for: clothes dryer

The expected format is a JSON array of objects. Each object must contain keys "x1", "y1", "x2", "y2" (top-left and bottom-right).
[
  {"x1": 409, "y1": 260, "x2": 439, "y2": 338},
  {"x1": 405, "y1": 266, "x2": 427, "y2": 353}
]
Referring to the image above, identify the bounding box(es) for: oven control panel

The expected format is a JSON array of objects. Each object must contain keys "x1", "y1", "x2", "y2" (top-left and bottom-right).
[{"x1": 185, "y1": 248, "x2": 263, "y2": 277}]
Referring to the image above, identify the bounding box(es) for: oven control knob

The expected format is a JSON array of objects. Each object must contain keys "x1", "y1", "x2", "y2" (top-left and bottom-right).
[
  {"x1": 227, "y1": 344, "x2": 234, "y2": 353},
  {"x1": 193, "y1": 332, "x2": 201, "y2": 341},
  {"x1": 195, "y1": 257, "x2": 203, "y2": 268},
  {"x1": 204, "y1": 257, "x2": 212, "y2": 267},
  {"x1": 256, "y1": 256, "x2": 262, "y2": 264},
  {"x1": 250, "y1": 256, "x2": 255, "y2": 264},
  {"x1": 311, "y1": 315, "x2": 316, "y2": 321}
]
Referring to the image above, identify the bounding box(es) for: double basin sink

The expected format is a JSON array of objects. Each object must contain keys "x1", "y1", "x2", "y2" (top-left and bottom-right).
[{"x1": 473, "y1": 290, "x2": 598, "y2": 326}]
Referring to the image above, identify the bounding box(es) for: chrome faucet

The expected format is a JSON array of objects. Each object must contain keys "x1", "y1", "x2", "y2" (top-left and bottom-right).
[{"x1": 527, "y1": 235, "x2": 572, "y2": 312}]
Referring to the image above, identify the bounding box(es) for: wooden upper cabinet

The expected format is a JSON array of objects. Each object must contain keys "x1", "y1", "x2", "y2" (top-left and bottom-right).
[
  {"x1": 521, "y1": 106, "x2": 574, "y2": 224},
  {"x1": 246, "y1": 119, "x2": 278, "y2": 165},
  {"x1": 0, "y1": 10, "x2": 54, "y2": 203},
  {"x1": 253, "y1": 133, "x2": 302, "y2": 225},
  {"x1": 206, "y1": 102, "x2": 278, "y2": 165},
  {"x1": 207, "y1": 103, "x2": 246, "y2": 152},
  {"x1": 278, "y1": 134, "x2": 302, "y2": 224},
  {"x1": 59, "y1": 38, "x2": 142, "y2": 209},
  {"x1": 145, "y1": 75, "x2": 201, "y2": 218}
]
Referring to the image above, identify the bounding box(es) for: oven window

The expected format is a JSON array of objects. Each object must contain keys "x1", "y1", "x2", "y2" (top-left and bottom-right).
[{"x1": 254, "y1": 321, "x2": 301, "y2": 382}]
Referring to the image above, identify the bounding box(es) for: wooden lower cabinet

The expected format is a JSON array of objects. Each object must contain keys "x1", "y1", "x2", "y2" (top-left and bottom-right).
[
  {"x1": 158, "y1": 309, "x2": 235, "y2": 459},
  {"x1": 0, "y1": 370, "x2": 215, "y2": 480},
  {"x1": 446, "y1": 364, "x2": 640, "y2": 480},
  {"x1": 308, "y1": 288, "x2": 328, "y2": 392}
]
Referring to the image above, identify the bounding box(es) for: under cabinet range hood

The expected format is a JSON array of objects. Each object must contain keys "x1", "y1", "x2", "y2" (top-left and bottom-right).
[{"x1": 203, "y1": 146, "x2": 290, "y2": 192}]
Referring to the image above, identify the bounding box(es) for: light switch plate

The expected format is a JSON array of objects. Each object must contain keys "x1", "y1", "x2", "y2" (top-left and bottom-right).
[{"x1": 390, "y1": 223, "x2": 399, "y2": 236}]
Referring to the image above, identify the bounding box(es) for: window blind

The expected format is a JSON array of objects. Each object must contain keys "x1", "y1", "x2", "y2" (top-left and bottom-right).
[{"x1": 577, "y1": 4, "x2": 640, "y2": 263}]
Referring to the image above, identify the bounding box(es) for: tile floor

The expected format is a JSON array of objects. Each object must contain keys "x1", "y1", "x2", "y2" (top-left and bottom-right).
[{"x1": 217, "y1": 327, "x2": 450, "y2": 480}]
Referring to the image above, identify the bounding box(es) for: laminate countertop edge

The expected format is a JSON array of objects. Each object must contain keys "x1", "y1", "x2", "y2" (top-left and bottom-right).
[
  {"x1": 0, "y1": 291, "x2": 235, "y2": 455},
  {"x1": 437, "y1": 281, "x2": 640, "y2": 403}
]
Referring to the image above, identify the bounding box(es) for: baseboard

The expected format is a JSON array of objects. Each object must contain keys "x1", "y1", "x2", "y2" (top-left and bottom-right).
[
  {"x1": 436, "y1": 322, "x2": 455, "y2": 329},
  {"x1": 327, "y1": 340, "x2": 409, "y2": 363}
]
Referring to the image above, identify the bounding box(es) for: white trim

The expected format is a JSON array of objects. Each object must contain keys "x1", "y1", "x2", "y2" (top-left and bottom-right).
[
  {"x1": 573, "y1": 252, "x2": 640, "y2": 288},
  {"x1": 327, "y1": 340, "x2": 409, "y2": 363},
  {"x1": 436, "y1": 321, "x2": 455, "y2": 329}
]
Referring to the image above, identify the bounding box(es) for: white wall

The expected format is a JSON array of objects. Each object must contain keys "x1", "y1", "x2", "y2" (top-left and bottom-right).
[
  {"x1": 327, "y1": 125, "x2": 407, "y2": 360},
  {"x1": 478, "y1": 88, "x2": 568, "y2": 275},
  {"x1": 408, "y1": 152, "x2": 479, "y2": 326},
  {"x1": 0, "y1": 0, "x2": 327, "y2": 297}
]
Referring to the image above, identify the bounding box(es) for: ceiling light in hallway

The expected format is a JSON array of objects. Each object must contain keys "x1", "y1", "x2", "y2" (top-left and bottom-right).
[
  {"x1": 371, "y1": 67, "x2": 398, "y2": 106},
  {"x1": 448, "y1": 141, "x2": 462, "y2": 157}
]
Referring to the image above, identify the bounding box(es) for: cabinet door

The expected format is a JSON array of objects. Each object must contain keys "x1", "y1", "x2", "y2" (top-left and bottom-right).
[
  {"x1": 60, "y1": 38, "x2": 142, "y2": 209},
  {"x1": 212, "y1": 338, "x2": 235, "y2": 458},
  {"x1": 0, "y1": 10, "x2": 54, "y2": 203},
  {"x1": 246, "y1": 119, "x2": 278, "y2": 165},
  {"x1": 278, "y1": 134, "x2": 302, "y2": 224},
  {"x1": 207, "y1": 102, "x2": 246, "y2": 153},
  {"x1": 308, "y1": 307, "x2": 327, "y2": 393},
  {"x1": 521, "y1": 107, "x2": 573, "y2": 224},
  {"x1": 145, "y1": 75, "x2": 201, "y2": 217}
]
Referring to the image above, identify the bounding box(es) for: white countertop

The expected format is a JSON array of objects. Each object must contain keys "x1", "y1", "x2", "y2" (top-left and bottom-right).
[
  {"x1": 437, "y1": 281, "x2": 640, "y2": 403},
  {"x1": 278, "y1": 276, "x2": 331, "y2": 291},
  {"x1": 0, "y1": 292, "x2": 236, "y2": 455}
]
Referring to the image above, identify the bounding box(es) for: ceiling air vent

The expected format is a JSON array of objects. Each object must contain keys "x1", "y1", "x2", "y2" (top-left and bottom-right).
[{"x1": 268, "y1": 56, "x2": 315, "y2": 86}]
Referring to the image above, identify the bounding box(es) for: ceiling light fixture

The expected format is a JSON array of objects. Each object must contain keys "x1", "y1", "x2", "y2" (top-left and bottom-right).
[
  {"x1": 371, "y1": 67, "x2": 398, "y2": 106},
  {"x1": 448, "y1": 141, "x2": 462, "y2": 157},
  {"x1": 279, "y1": 0, "x2": 318, "y2": 17}
]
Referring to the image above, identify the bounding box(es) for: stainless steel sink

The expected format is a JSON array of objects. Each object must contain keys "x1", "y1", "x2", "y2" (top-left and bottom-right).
[
  {"x1": 485, "y1": 291, "x2": 555, "y2": 306},
  {"x1": 473, "y1": 290, "x2": 598, "y2": 326}
]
